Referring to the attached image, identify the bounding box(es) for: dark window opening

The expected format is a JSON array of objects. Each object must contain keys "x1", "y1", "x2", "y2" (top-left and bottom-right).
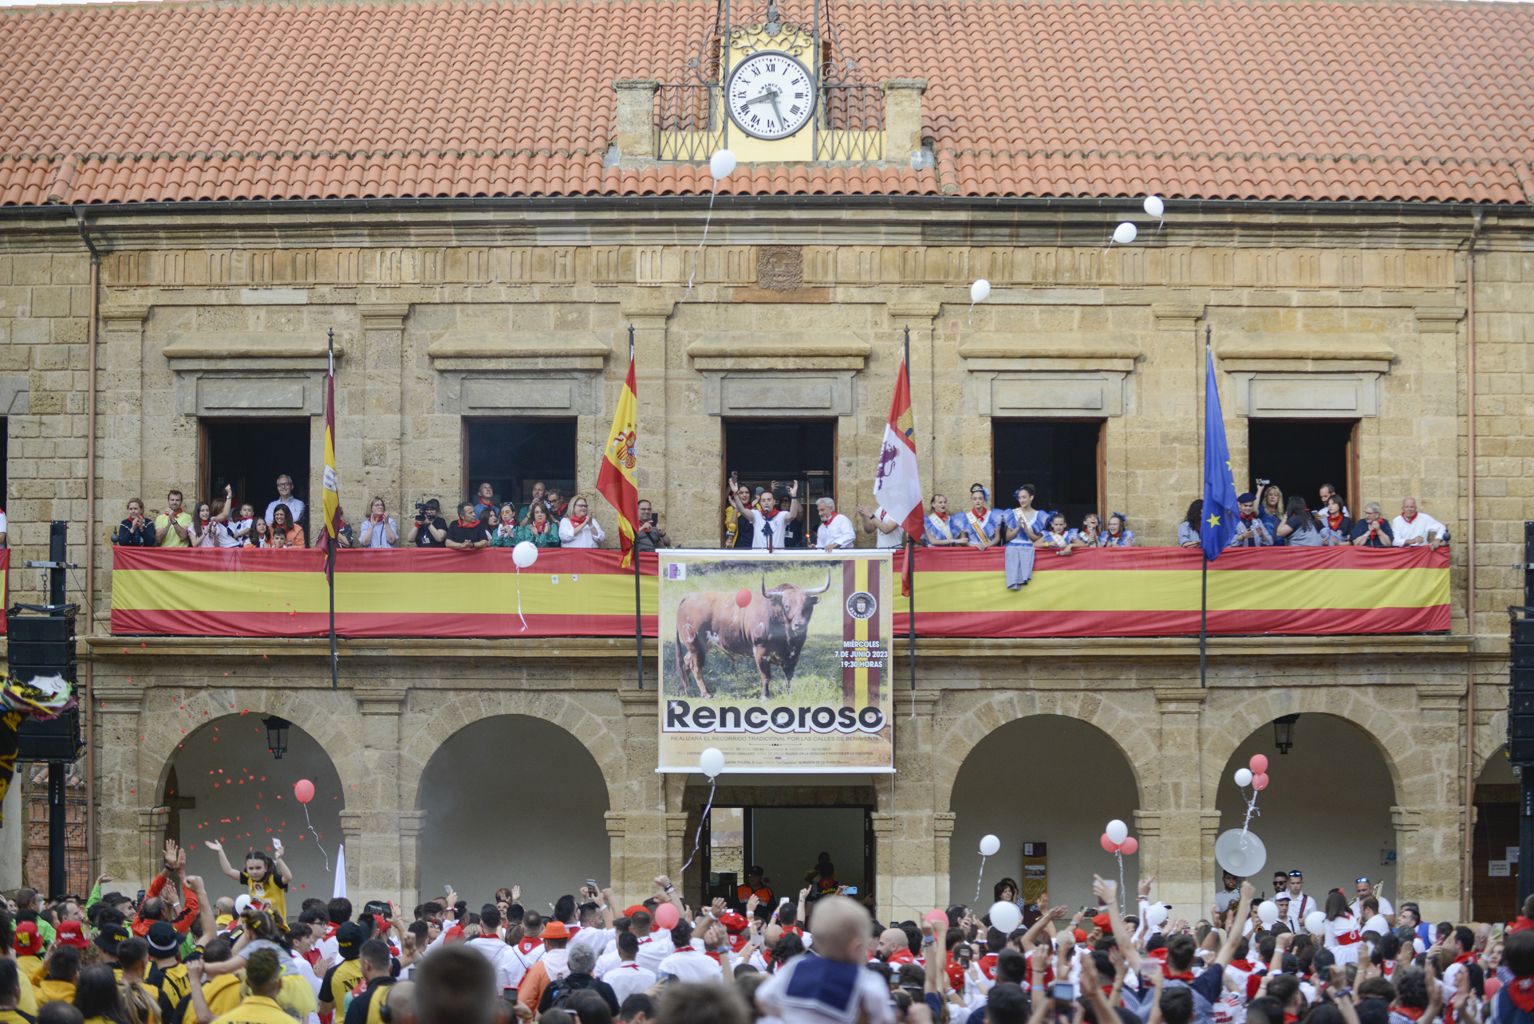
[
  {"x1": 1247, "y1": 419, "x2": 1358, "y2": 514},
  {"x1": 461, "y1": 418, "x2": 578, "y2": 511},
  {"x1": 200, "y1": 418, "x2": 311, "y2": 535},
  {"x1": 991, "y1": 420, "x2": 1103, "y2": 528},
  {"x1": 721, "y1": 419, "x2": 837, "y2": 546}
]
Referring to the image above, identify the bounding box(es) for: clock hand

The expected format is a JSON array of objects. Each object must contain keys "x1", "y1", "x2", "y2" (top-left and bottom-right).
[
  {"x1": 744, "y1": 91, "x2": 775, "y2": 106},
  {"x1": 769, "y1": 93, "x2": 786, "y2": 124}
]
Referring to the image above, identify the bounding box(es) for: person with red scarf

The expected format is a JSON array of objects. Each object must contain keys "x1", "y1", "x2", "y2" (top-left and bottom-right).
[
  {"x1": 445, "y1": 502, "x2": 490, "y2": 551},
  {"x1": 558, "y1": 495, "x2": 606, "y2": 549},
  {"x1": 728, "y1": 475, "x2": 799, "y2": 552},
  {"x1": 512, "y1": 503, "x2": 561, "y2": 548},
  {"x1": 923, "y1": 493, "x2": 966, "y2": 546},
  {"x1": 1494, "y1": 930, "x2": 1534, "y2": 1024}
]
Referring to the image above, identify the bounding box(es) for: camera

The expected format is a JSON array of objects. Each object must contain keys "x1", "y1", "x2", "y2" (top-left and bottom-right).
[{"x1": 1050, "y1": 982, "x2": 1078, "y2": 1003}]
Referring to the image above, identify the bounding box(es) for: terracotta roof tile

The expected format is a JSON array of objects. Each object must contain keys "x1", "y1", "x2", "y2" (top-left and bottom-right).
[{"x1": 2, "y1": 0, "x2": 1533, "y2": 206}]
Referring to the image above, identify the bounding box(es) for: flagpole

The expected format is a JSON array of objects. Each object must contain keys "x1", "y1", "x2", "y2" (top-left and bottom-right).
[
  {"x1": 1199, "y1": 325, "x2": 1211, "y2": 690},
  {"x1": 904, "y1": 327, "x2": 917, "y2": 697},
  {"x1": 629, "y1": 325, "x2": 644, "y2": 692},
  {"x1": 327, "y1": 327, "x2": 338, "y2": 691}
]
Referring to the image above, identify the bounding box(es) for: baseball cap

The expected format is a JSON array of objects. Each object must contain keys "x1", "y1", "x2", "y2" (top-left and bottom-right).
[
  {"x1": 55, "y1": 920, "x2": 89, "y2": 949},
  {"x1": 542, "y1": 921, "x2": 570, "y2": 941},
  {"x1": 147, "y1": 922, "x2": 180, "y2": 957},
  {"x1": 335, "y1": 922, "x2": 364, "y2": 959},
  {"x1": 1237, "y1": 492, "x2": 1256, "y2": 504},
  {"x1": 622, "y1": 906, "x2": 648, "y2": 919},
  {"x1": 718, "y1": 911, "x2": 749, "y2": 934},
  {"x1": 96, "y1": 921, "x2": 130, "y2": 957},
  {"x1": 13, "y1": 922, "x2": 41, "y2": 956},
  {"x1": 1092, "y1": 914, "x2": 1112, "y2": 932}
]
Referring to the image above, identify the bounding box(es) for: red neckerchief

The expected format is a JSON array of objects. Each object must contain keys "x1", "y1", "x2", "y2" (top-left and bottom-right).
[
  {"x1": 1328, "y1": 512, "x2": 1344, "y2": 530},
  {"x1": 760, "y1": 508, "x2": 780, "y2": 521},
  {"x1": 970, "y1": 507, "x2": 989, "y2": 521},
  {"x1": 1283, "y1": 1015, "x2": 1299, "y2": 1024},
  {"x1": 932, "y1": 511, "x2": 949, "y2": 522},
  {"x1": 569, "y1": 514, "x2": 588, "y2": 526},
  {"x1": 1403, "y1": 513, "x2": 1418, "y2": 523},
  {"x1": 1455, "y1": 952, "x2": 1475, "y2": 966},
  {"x1": 517, "y1": 937, "x2": 543, "y2": 955},
  {"x1": 324, "y1": 924, "x2": 339, "y2": 940},
  {"x1": 887, "y1": 949, "x2": 915, "y2": 966},
  {"x1": 979, "y1": 953, "x2": 998, "y2": 980},
  {"x1": 1165, "y1": 970, "x2": 1196, "y2": 982},
  {"x1": 1394, "y1": 1007, "x2": 1426, "y2": 1021},
  {"x1": 1508, "y1": 976, "x2": 1534, "y2": 1012},
  {"x1": 533, "y1": 521, "x2": 549, "y2": 534},
  {"x1": 705, "y1": 950, "x2": 723, "y2": 965},
  {"x1": 458, "y1": 516, "x2": 479, "y2": 528},
  {"x1": 820, "y1": 513, "x2": 833, "y2": 525},
  {"x1": 1513, "y1": 917, "x2": 1534, "y2": 934},
  {"x1": 1231, "y1": 960, "x2": 1254, "y2": 972}
]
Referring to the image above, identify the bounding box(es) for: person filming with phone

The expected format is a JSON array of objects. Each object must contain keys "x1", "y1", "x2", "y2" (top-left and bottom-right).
[{"x1": 634, "y1": 499, "x2": 671, "y2": 553}]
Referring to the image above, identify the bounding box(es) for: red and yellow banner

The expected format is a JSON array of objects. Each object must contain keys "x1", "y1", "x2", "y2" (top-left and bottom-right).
[
  {"x1": 106, "y1": 545, "x2": 1448, "y2": 641},
  {"x1": 597, "y1": 355, "x2": 640, "y2": 567}
]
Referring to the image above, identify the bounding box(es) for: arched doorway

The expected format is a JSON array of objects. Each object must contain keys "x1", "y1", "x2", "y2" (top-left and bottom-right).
[
  {"x1": 1215, "y1": 714, "x2": 1395, "y2": 900},
  {"x1": 950, "y1": 715, "x2": 1141, "y2": 914},
  {"x1": 158, "y1": 715, "x2": 346, "y2": 901},
  {"x1": 1473, "y1": 747, "x2": 1517, "y2": 921},
  {"x1": 416, "y1": 715, "x2": 610, "y2": 906}
]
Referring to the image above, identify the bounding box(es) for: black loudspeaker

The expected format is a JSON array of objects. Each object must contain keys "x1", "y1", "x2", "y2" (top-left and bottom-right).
[{"x1": 6, "y1": 610, "x2": 81, "y2": 763}]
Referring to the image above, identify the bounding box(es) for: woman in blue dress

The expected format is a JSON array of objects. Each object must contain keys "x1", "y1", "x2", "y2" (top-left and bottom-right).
[
  {"x1": 961, "y1": 484, "x2": 1004, "y2": 549},
  {"x1": 1101, "y1": 513, "x2": 1135, "y2": 547},
  {"x1": 1258, "y1": 483, "x2": 1286, "y2": 546},
  {"x1": 1002, "y1": 484, "x2": 1048, "y2": 589}
]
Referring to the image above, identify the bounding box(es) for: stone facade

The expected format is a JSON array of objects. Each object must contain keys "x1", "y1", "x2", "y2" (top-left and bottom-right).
[{"x1": 0, "y1": 202, "x2": 1528, "y2": 921}]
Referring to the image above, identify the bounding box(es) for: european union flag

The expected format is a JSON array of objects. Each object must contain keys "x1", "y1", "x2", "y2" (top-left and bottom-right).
[{"x1": 1201, "y1": 347, "x2": 1238, "y2": 560}]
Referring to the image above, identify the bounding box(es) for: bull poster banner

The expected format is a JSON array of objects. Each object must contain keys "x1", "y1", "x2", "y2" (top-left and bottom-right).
[{"x1": 658, "y1": 550, "x2": 895, "y2": 774}]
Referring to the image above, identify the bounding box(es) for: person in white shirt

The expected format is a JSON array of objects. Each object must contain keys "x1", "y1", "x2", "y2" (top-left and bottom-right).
[
  {"x1": 465, "y1": 905, "x2": 519, "y2": 993},
  {"x1": 558, "y1": 494, "x2": 606, "y2": 548},
  {"x1": 855, "y1": 504, "x2": 905, "y2": 549},
  {"x1": 814, "y1": 498, "x2": 856, "y2": 552},
  {"x1": 633, "y1": 909, "x2": 675, "y2": 974},
  {"x1": 728, "y1": 475, "x2": 800, "y2": 552},
  {"x1": 1350, "y1": 878, "x2": 1394, "y2": 924},
  {"x1": 1282, "y1": 870, "x2": 1314, "y2": 933},
  {"x1": 1359, "y1": 898, "x2": 1389, "y2": 938},
  {"x1": 656, "y1": 922, "x2": 722, "y2": 984},
  {"x1": 1392, "y1": 497, "x2": 1448, "y2": 548},
  {"x1": 506, "y1": 913, "x2": 548, "y2": 991},
  {"x1": 264, "y1": 473, "x2": 306, "y2": 526},
  {"x1": 601, "y1": 931, "x2": 656, "y2": 1006},
  {"x1": 1321, "y1": 891, "x2": 1363, "y2": 966}
]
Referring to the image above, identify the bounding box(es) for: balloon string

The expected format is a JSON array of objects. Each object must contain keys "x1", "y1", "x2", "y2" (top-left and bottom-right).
[
  {"x1": 1117, "y1": 852, "x2": 1126, "y2": 914},
  {"x1": 684, "y1": 189, "x2": 718, "y2": 295},
  {"x1": 515, "y1": 565, "x2": 528, "y2": 632},
  {"x1": 680, "y1": 776, "x2": 717, "y2": 875},
  {"x1": 975, "y1": 853, "x2": 988, "y2": 904},
  {"x1": 1240, "y1": 789, "x2": 1262, "y2": 836},
  {"x1": 302, "y1": 804, "x2": 331, "y2": 874}
]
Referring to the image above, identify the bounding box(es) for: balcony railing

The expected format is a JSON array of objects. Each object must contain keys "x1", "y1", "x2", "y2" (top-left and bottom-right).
[
  {"x1": 653, "y1": 81, "x2": 885, "y2": 163},
  {"x1": 106, "y1": 546, "x2": 1450, "y2": 641}
]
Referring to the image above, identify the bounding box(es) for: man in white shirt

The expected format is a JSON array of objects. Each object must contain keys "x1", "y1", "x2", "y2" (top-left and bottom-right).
[
  {"x1": 855, "y1": 504, "x2": 905, "y2": 549},
  {"x1": 506, "y1": 912, "x2": 547, "y2": 992},
  {"x1": 656, "y1": 922, "x2": 722, "y2": 984},
  {"x1": 814, "y1": 498, "x2": 856, "y2": 552},
  {"x1": 1359, "y1": 898, "x2": 1389, "y2": 938},
  {"x1": 1350, "y1": 878, "x2": 1394, "y2": 925},
  {"x1": 264, "y1": 473, "x2": 305, "y2": 526},
  {"x1": 465, "y1": 905, "x2": 519, "y2": 994},
  {"x1": 1283, "y1": 870, "x2": 1314, "y2": 932},
  {"x1": 1391, "y1": 497, "x2": 1448, "y2": 548},
  {"x1": 600, "y1": 931, "x2": 656, "y2": 1007},
  {"x1": 729, "y1": 476, "x2": 800, "y2": 553},
  {"x1": 632, "y1": 909, "x2": 675, "y2": 974}
]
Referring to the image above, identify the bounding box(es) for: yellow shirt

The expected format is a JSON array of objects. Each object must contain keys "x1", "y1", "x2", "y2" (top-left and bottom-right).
[
  {"x1": 239, "y1": 871, "x2": 289, "y2": 922},
  {"x1": 211, "y1": 995, "x2": 295, "y2": 1024},
  {"x1": 15, "y1": 971, "x2": 36, "y2": 1016},
  {"x1": 150, "y1": 962, "x2": 191, "y2": 1022},
  {"x1": 124, "y1": 977, "x2": 162, "y2": 1024},
  {"x1": 277, "y1": 975, "x2": 316, "y2": 1019},
  {"x1": 155, "y1": 511, "x2": 193, "y2": 547},
  {"x1": 19, "y1": 960, "x2": 42, "y2": 989},
  {"x1": 320, "y1": 959, "x2": 364, "y2": 1008},
  {"x1": 203, "y1": 974, "x2": 244, "y2": 1017},
  {"x1": 34, "y1": 979, "x2": 75, "y2": 1005},
  {"x1": 0, "y1": 1008, "x2": 36, "y2": 1023}
]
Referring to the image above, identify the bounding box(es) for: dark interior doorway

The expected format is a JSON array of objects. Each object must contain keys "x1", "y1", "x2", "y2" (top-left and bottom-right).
[
  {"x1": 461, "y1": 418, "x2": 578, "y2": 510},
  {"x1": 1247, "y1": 419, "x2": 1358, "y2": 512},
  {"x1": 704, "y1": 805, "x2": 872, "y2": 910},
  {"x1": 721, "y1": 419, "x2": 836, "y2": 545},
  {"x1": 991, "y1": 420, "x2": 1103, "y2": 527},
  {"x1": 200, "y1": 418, "x2": 311, "y2": 532}
]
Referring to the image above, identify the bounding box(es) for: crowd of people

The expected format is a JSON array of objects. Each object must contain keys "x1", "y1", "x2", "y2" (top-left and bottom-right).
[
  {"x1": 111, "y1": 472, "x2": 1449, "y2": 560},
  {"x1": 0, "y1": 836, "x2": 1525, "y2": 1024}
]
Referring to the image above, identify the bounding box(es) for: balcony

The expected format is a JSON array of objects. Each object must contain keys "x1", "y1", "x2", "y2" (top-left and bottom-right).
[{"x1": 106, "y1": 546, "x2": 1449, "y2": 641}]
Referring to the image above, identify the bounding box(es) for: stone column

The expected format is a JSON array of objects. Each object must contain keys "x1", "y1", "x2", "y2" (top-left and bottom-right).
[
  {"x1": 879, "y1": 690, "x2": 942, "y2": 919},
  {"x1": 604, "y1": 813, "x2": 628, "y2": 894},
  {"x1": 338, "y1": 810, "x2": 363, "y2": 899},
  {"x1": 358, "y1": 304, "x2": 410, "y2": 509},
  {"x1": 617, "y1": 689, "x2": 666, "y2": 896},
  {"x1": 95, "y1": 683, "x2": 146, "y2": 880},
  {"x1": 882, "y1": 79, "x2": 928, "y2": 164},
  {"x1": 1154, "y1": 685, "x2": 1208, "y2": 917},
  {"x1": 613, "y1": 81, "x2": 659, "y2": 163},
  {"x1": 397, "y1": 810, "x2": 426, "y2": 906},
  {"x1": 1398, "y1": 682, "x2": 1466, "y2": 920},
  {"x1": 620, "y1": 297, "x2": 675, "y2": 520},
  {"x1": 97, "y1": 307, "x2": 151, "y2": 627},
  {"x1": 136, "y1": 807, "x2": 170, "y2": 885},
  {"x1": 887, "y1": 300, "x2": 943, "y2": 485},
  {"x1": 352, "y1": 689, "x2": 408, "y2": 905}
]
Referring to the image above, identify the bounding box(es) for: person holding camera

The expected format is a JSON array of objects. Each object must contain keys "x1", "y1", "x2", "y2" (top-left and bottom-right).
[
  {"x1": 407, "y1": 499, "x2": 448, "y2": 548},
  {"x1": 634, "y1": 499, "x2": 671, "y2": 552},
  {"x1": 359, "y1": 497, "x2": 399, "y2": 548}
]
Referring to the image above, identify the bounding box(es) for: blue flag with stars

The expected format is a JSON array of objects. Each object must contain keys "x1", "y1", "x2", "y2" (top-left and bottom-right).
[{"x1": 1201, "y1": 347, "x2": 1238, "y2": 560}]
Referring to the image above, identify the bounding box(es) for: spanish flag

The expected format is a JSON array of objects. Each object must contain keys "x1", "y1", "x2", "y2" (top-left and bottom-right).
[
  {"x1": 322, "y1": 342, "x2": 340, "y2": 541},
  {"x1": 597, "y1": 353, "x2": 640, "y2": 567}
]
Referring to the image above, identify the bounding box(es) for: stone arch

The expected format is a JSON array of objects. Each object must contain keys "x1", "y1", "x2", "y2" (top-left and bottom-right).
[
  {"x1": 933, "y1": 690, "x2": 1154, "y2": 813},
  {"x1": 1199, "y1": 689, "x2": 1411, "y2": 802},
  {"x1": 397, "y1": 689, "x2": 627, "y2": 813},
  {"x1": 142, "y1": 687, "x2": 366, "y2": 801}
]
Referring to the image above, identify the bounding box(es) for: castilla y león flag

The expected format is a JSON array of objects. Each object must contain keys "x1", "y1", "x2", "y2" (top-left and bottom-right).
[
  {"x1": 873, "y1": 358, "x2": 924, "y2": 542},
  {"x1": 598, "y1": 355, "x2": 640, "y2": 567}
]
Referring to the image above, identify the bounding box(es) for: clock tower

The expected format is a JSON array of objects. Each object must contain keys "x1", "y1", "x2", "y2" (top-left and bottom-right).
[{"x1": 719, "y1": 6, "x2": 819, "y2": 162}]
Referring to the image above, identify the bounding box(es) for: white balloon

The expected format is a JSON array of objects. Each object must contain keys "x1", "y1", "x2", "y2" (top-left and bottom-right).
[
  {"x1": 1105, "y1": 819, "x2": 1129, "y2": 845},
  {"x1": 970, "y1": 279, "x2": 991, "y2": 304},
  {"x1": 234, "y1": 894, "x2": 252, "y2": 916},
  {"x1": 709, "y1": 149, "x2": 737, "y2": 181},
  {"x1": 1234, "y1": 768, "x2": 1253, "y2": 788},
  {"x1": 979, "y1": 834, "x2": 1001, "y2": 857},
  {"x1": 1143, "y1": 195, "x2": 1165, "y2": 218},
  {"x1": 988, "y1": 900, "x2": 1022, "y2": 933},
  {"x1": 512, "y1": 541, "x2": 538, "y2": 569},
  {"x1": 699, "y1": 746, "x2": 726, "y2": 779},
  {"x1": 1146, "y1": 904, "x2": 1169, "y2": 928},
  {"x1": 1112, "y1": 222, "x2": 1138, "y2": 245},
  {"x1": 1256, "y1": 900, "x2": 1279, "y2": 927},
  {"x1": 1305, "y1": 910, "x2": 1326, "y2": 936}
]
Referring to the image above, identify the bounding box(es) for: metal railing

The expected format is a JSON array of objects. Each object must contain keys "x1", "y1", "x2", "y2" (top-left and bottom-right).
[
  {"x1": 655, "y1": 80, "x2": 885, "y2": 163},
  {"x1": 656, "y1": 84, "x2": 724, "y2": 162},
  {"x1": 815, "y1": 82, "x2": 884, "y2": 162}
]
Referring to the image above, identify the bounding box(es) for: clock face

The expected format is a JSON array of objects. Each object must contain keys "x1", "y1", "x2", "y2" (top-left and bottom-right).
[{"x1": 726, "y1": 51, "x2": 816, "y2": 140}]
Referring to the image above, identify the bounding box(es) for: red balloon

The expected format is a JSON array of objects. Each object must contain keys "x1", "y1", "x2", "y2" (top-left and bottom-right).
[
  {"x1": 654, "y1": 902, "x2": 680, "y2": 929},
  {"x1": 1119, "y1": 836, "x2": 1139, "y2": 856},
  {"x1": 293, "y1": 779, "x2": 315, "y2": 805},
  {"x1": 1100, "y1": 832, "x2": 1118, "y2": 853},
  {"x1": 735, "y1": 588, "x2": 752, "y2": 608},
  {"x1": 1251, "y1": 772, "x2": 1269, "y2": 792},
  {"x1": 1248, "y1": 754, "x2": 1269, "y2": 775}
]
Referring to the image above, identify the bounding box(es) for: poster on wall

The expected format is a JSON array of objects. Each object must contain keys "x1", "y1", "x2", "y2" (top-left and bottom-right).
[{"x1": 657, "y1": 550, "x2": 894, "y2": 773}]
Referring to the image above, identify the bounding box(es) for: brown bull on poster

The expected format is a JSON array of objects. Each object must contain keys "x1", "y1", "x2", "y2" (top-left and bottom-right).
[{"x1": 674, "y1": 572, "x2": 832, "y2": 699}]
